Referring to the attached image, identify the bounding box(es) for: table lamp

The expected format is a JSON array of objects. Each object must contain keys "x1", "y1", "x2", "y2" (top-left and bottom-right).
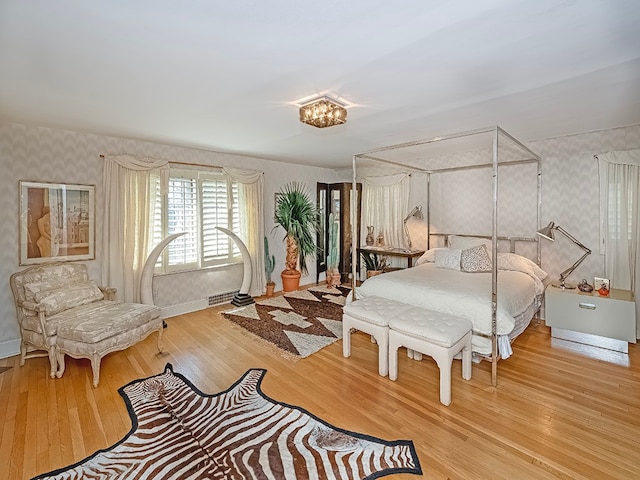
[{"x1": 536, "y1": 221, "x2": 591, "y2": 289}]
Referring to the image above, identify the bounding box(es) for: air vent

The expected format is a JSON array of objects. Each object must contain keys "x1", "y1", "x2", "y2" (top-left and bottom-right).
[{"x1": 207, "y1": 290, "x2": 239, "y2": 306}]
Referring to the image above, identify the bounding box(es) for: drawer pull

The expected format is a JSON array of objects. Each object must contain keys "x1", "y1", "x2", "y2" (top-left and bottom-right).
[{"x1": 579, "y1": 302, "x2": 596, "y2": 310}]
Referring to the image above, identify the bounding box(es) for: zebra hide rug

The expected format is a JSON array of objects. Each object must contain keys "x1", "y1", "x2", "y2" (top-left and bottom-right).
[
  {"x1": 222, "y1": 285, "x2": 351, "y2": 359},
  {"x1": 34, "y1": 363, "x2": 422, "y2": 480}
]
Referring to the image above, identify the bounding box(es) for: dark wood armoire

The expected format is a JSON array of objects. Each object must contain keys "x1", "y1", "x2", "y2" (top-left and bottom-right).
[{"x1": 316, "y1": 182, "x2": 362, "y2": 284}]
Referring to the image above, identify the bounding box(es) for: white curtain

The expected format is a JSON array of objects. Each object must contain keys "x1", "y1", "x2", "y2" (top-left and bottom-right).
[
  {"x1": 223, "y1": 167, "x2": 265, "y2": 296},
  {"x1": 361, "y1": 174, "x2": 410, "y2": 248},
  {"x1": 102, "y1": 155, "x2": 169, "y2": 303},
  {"x1": 597, "y1": 149, "x2": 640, "y2": 337}
]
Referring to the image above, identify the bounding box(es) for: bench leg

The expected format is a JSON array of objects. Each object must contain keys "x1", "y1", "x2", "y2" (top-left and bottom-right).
[
  {"x1": 377, "y1": 334, "x2": 389, "y2": 377},
  {"x1": 342, "y1": 317, "x2": 352, "y2": 358},
  {"x1": 55, "y1": 349, "x2": 65, "y2": 379},
  {"x1": 48, "y1": 348, "x2": 58, "y2": 379},
  {"x1": 388, "y1": 336, "x2": 400, "y2": 381},
  {"x1": 157, "y1": 325, "x2": 164, "y2": 353},
  {"x1": 91, "y1": 354, "x2": 102, "y2": 388},
  {"x1": 462, "y1": 334, "x2": 472, "y2": 381},
  {"x1": 433, "y1": 351, "x2": 454, "y2": 406}
]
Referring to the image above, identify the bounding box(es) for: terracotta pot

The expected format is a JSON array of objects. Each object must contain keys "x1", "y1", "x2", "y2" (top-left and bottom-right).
[
  {"x1": 265, "y1": 282, "x2": 276, "y2": 297},
  {"x1": 281, "y1": 270, "x2": 301, "y2": 292},
  {"x1": 366, "y1": 270, "x2": 384, "y2": 279},
  {"x1": 326, "y1": 269, "x2": 341, "y2": 287}
]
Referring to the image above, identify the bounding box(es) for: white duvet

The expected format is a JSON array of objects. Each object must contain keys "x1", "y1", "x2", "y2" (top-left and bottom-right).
[{"x1": 355, "y1": 260, "x2": 545, "y2": 343}]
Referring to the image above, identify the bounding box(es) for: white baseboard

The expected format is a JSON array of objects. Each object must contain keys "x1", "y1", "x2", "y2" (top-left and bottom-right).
[
  {"x1": 0, "y1": 338, "x2": 21, "y2": 360},
  {"x1": 161, "y1": 299, "x2": 208, "y2": 319}
]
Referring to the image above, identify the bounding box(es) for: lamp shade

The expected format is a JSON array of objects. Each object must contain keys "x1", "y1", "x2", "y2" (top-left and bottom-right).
[{"x1": 536, "y1": 221, "x2": 555, "y2": 241}]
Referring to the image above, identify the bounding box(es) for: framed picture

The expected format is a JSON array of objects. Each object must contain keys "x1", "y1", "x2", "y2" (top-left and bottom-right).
[
  {"x1": 19, "y1": 181, "x2": 95, "y2": 265},
  {"x1": 594, "y1": 277, "x2": 610, "y2": 296}
]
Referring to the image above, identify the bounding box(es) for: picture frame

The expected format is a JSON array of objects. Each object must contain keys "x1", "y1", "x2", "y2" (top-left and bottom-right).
[
  {"x1": 19, "y1": 181, "x2": 95, "y2": 265},
  {"x1": 593, "y1": 276, "x2": 610, "y2": 296}
]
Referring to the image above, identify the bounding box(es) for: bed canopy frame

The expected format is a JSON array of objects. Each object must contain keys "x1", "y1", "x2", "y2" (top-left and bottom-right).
[{"x1": 350, "y1": 126, "x2": 542, "y2": 386}]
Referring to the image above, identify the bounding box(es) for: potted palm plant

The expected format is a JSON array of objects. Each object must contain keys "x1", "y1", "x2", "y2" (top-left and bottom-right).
[{"x1": 274, "y1": 182, "x2": 319, "y2": 292}]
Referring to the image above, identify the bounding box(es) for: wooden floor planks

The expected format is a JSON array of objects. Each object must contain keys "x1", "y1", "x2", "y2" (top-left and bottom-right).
[{"x1": 0, "y1": 298, "x2": 639, "y2": 479}]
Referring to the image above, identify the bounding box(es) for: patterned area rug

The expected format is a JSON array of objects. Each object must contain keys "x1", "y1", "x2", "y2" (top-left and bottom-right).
[
  {"x1": 222, "y1": 285, "x2": 351, "y2": 359},
  {"x1": 34, "y1": 364, "x2": 422, "y2": 479}
]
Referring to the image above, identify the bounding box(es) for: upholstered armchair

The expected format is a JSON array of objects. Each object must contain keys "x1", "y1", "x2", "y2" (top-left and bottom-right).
[{"x1": 10, "y1": 262, "x2": 163, "y2": 387}]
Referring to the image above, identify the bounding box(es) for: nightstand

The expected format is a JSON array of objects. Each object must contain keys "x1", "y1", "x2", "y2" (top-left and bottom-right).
[{"x1": 544, "y1": 286, "x2": 636, "y2": 353}]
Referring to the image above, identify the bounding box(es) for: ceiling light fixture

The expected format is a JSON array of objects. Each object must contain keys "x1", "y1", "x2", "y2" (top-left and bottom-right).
[{"x1": 299, "y1": 96, "x2": 347, "y2": 128}]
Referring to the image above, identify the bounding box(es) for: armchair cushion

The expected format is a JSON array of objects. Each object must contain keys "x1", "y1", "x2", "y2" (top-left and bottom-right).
[
  {"x1": 55, "y1": 301, "x2": 160, "y2": 344},
  {"x1": 34, "y1": 281, "x2": 105, "y2": 316}
]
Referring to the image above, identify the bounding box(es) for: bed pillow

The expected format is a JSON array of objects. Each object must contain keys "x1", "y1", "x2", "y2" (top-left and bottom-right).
[
  {"x1": 460, "y1": 244, "x2": 492, "y2": 273},
  {"x1": 448, "y1": 235, "x2": 493, "y2": 256},
  {"x1": 497, "y1": 252, "x2": 548, "y2": 281},
  {"x1": 435, "y1": 248, "x2": 462, "y2": 270},
  {"x1": 415, "y1": 248, "x2": 448, "y2": 265}
]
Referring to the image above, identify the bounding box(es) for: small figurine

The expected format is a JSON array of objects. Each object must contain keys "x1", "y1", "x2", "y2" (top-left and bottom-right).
[
  {"x1": 577, "y1": 279, "x2": 594, "y2": 293},
  {"x1": 376, "y1": 231, "x2": 385, "y2": 247},
  {"x1": 366, "y1": 226, "x2": 375, "y2": 246}
]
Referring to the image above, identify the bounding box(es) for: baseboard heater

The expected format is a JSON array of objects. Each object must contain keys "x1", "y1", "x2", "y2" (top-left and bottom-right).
[{"x1": 207, "y1": 290, "x2": 240, "y2": 306}]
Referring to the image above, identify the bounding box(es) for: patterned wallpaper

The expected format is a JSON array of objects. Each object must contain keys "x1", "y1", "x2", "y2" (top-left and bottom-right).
[
  {"x1": 0, "y1": 122, "x2": 341, "y2": 358},
  {"x1": 1, "y1": 122, "x2": 639, "y2": 358}
]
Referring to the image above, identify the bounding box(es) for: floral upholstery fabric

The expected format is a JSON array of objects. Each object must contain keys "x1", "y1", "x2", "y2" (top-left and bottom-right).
[
  {"x1": 34, "y1": 281, "x2": 104, "y2": 316},
  {"x1": 18, "y1": 264, "x2": 90, "y2": 303},
  {"x1": 55, "y1": 302, "x2": 160, "y2": 344}
]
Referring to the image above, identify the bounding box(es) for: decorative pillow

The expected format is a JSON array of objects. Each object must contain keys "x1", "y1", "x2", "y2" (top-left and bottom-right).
[
  {"x1": 415, "y1": 248, "x2": 448, "y2": 265},
  {"x1": 435, "y1": 248, "x2": 462, "y2": 270},
  {"x1": 448, "y1": 235, "x2": 493, "y2": 257},
  {"x1": 23, "y1": 270, "x2": 88, "y2": 302},
  {"x1": 35, "y1": 281, "x2": 104, "y2": 316},
  {"x1": 460, "y1": 244, "x2": 492, "y2": 273}
]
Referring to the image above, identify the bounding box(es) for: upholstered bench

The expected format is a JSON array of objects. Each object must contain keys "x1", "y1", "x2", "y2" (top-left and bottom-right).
[
  {"x1": 55, "y1": 301, "x2": 162, "y2": 387},
  {"x1": 342, "y1": 296, "x2": 412, "y2": 376},
  {"x1": 388, "y1": 308, "x2": 473, "y2": 406}
]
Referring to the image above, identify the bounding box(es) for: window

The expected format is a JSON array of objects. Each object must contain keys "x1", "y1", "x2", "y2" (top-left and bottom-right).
[{"x1": 152, "y1": 169, "x2": 240, "y2": 272}]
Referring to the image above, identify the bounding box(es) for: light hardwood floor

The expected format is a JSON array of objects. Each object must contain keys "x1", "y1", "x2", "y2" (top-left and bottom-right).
[{"x1": 1, "y1": 297, "x2": 639, "y2": 479}]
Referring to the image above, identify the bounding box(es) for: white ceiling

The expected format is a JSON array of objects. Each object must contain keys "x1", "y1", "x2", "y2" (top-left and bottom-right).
[{"x1": 1, "y1": 0, "x2": 640, "y2": 168}]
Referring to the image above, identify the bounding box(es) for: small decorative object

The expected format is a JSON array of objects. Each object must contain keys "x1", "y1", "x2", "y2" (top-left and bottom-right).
[
  {"x1": 376, "y1": 230, "x2": 385, "y2": 247},
  {"x1": 594, "y1": 277, "x2": 610, "y2": 296},
  {"x1": 326, "y1": 213, "x2": 341, "y2": 286},
  {"x1": 19, "y1": 181, "x2": 95, "y2": 265},
  {"x1": 366, "y1": 226, "x2": 375, "y2": 246},
  {"x1": 264, "y1": 236, "x2": 276, "y2": 297},
  {"x1": 577, "y1": 279, "x2": 594, "y2": 293}
]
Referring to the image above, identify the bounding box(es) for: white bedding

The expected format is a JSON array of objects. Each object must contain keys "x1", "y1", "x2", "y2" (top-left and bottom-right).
[{"x1": 355, "y1": 260, "x2": 545, "y2": 356}]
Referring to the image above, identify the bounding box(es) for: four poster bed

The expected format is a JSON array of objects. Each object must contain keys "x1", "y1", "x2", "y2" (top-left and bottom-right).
[{"x1": 350, "y1": 126, "x2": 545, "y2": 386}]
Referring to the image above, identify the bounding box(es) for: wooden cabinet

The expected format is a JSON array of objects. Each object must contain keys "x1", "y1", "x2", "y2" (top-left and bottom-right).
[
  {"x1": 545, "y1": 286, "x2": 636, "y2": 352},
  {"x1": 316, "y1": 182, "x2": 362, "y2": 284}
]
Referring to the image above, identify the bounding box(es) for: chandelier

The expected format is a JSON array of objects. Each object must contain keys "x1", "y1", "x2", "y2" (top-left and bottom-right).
[{"x1": 299, "y1": 96, "x2": 347, "y2": 128}]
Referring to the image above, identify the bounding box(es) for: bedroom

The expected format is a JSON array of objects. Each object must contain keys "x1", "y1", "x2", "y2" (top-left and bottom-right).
[{"x1": 1, "y1": 2, "x2": 640, "y2": 479}]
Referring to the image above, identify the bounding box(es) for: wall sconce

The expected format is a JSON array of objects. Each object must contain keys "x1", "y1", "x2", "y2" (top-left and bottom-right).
[{"x1": 536, "y1": 221, "x2": 591, "y2": 289}]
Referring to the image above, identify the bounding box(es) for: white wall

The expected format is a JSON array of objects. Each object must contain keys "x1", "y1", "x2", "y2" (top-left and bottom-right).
[{"x1": 0, "y1": 122, "x2": 342, "y2": 359}]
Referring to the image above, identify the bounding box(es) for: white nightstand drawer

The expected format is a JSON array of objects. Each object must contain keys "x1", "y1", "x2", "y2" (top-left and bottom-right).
[{"x1": 545, "y1": 287, "x2": 636, "y2": 343}]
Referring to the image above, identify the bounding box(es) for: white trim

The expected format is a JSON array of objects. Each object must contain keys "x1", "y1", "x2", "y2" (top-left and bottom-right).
[
  {"x1": 161, "y1": 299, "x2": 208, "y2": 319},
  {"x1": 0, "y1": 338, "x2": 21, "y2": 360}
]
